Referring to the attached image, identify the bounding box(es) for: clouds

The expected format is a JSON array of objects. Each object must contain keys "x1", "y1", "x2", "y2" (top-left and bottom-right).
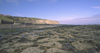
[
  {"x1": 6, "y1": 0, "x2": 19, "y2": 4},
  {"x1": 28, "y1": 0, "x2": 33, "y2": 1},
  {"x1": 0, "y1": 0, "x2": 20, "y2": 5},
  {"x1": 1, "y1": 0, "x2": 35, "y2": 5},
  {"x1": 92, "y1": 6, "x2": 100, "y2": 9},
  {"x1": 16, "y1": 13, "x2": 21, "y2": 16},
  {"x1": 58, "y1": 15, "x2": 100, "y2": 24},
  {"x1": 51, "y1": 0, "x2": 58, "y2": 2},
  {"x1": 75, "y1": 16, "x2": 100, "y2": 20},
  {"x1": 1, "y1": 0, "x2": 58, "y2": 5},
  {"x1": 28, "y1": 0, "x2": 58, "y2": 2},
  {"x1": 28, "y1": 0, "x2": 36, "y2": 2}
]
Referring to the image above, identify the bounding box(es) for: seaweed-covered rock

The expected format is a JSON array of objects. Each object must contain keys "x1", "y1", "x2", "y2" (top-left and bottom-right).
[{"x1": 21, "y1": 47, "x2": 44, "y2": 53}]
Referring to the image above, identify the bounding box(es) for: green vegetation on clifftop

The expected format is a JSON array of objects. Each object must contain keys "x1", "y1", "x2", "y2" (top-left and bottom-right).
[
  {"x1": 0, "y1": 15, "x2": 59, "y2": 24},
  {"x1": 0, "y1": 16, "x2": 42, "y2": 23},
  {"x1": 0, "y1": 16, "x2": 13, "y2": 22}
]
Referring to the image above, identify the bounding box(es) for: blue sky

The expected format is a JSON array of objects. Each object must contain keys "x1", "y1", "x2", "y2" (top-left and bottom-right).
[{"x1": 0, "y1": 0, "x2": 100, "y2": 24}]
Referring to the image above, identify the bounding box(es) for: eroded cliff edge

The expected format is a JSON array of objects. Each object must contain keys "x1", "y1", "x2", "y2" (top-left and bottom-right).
[
  {"x1": 0, "y1": 14, "x2": 59, "y2": 24},
  {"x1": 27, "y1": 20, "x2": 59, "y2": 24}
]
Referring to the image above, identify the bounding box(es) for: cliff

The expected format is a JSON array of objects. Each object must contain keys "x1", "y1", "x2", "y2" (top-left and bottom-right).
[
  {"x1": 32, "y1": 20, "x2": 59, "y2": 24},
  {"x1": 0, "y1": 14, "x2": 59, "y2": 24}
]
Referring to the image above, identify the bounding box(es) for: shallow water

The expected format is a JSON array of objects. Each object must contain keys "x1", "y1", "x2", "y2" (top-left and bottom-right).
[
  {"x1": 0, "y1": 37, "x2": 3, "y2": 39},
  {"x1": 21, "y1": 35, "x2": 27, "y2": 38},
  {"x1": 0, "y1": 33, "x2": 4, "y2": 36},
  {"x1": 39, "y1": 30, "x2": 44, "y2": 32},
  {"x1": 70, "y1": 39, "x2": 75, "y2": 42},
  {"x1": 31, "y1": 34, "x2": 37, "y2": 36},
  {"x1": 28, "y1": 32, "x2": 30, "y2": 34}
]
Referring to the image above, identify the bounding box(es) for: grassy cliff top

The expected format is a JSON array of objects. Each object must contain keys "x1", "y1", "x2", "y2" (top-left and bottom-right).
[
  {"x1": 0, "y1": 16, "x2": 13, "y2": 22},
  {"x1": 0, "y1": 16, "x2": 44, "y2": 22}
]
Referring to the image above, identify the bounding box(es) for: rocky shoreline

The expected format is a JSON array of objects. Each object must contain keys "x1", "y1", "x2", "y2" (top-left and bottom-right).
[{"x1": 0, "y1": 25, "x2": 100, "y2": 53}]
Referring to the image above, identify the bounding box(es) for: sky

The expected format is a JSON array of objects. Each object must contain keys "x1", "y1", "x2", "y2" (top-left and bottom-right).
[{"x1": 0, "y1": 0, "x2": 100, "y2": 24}]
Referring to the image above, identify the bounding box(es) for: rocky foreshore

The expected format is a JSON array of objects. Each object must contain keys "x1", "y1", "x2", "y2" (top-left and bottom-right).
[{"x1": 0, "y1": 25, "x2": 100, "y2": 53}]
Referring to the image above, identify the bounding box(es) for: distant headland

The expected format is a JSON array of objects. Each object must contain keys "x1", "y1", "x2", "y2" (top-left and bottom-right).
[{"x1": 0, "y1": 14, "x2": 59, "y2": 24}]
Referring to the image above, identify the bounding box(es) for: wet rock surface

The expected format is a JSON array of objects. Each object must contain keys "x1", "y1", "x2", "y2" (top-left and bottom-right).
[{"x1": 0, "y1": 25, "x2": 100, "y2": 53}]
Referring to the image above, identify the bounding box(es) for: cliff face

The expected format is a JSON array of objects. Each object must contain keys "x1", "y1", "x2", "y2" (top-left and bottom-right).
[
  {"x1": 0, "y1": 15, "x2": 60, "y2": 24},
  {"x1": 34, "y1": 20, "x2": 59, "y2": 24},
  {"x1": 19, "y1": 18, "x2": 59, "y2": 24},
  {"x1": 13, "y1": 17, "x2": 59, "y2": 24}
]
